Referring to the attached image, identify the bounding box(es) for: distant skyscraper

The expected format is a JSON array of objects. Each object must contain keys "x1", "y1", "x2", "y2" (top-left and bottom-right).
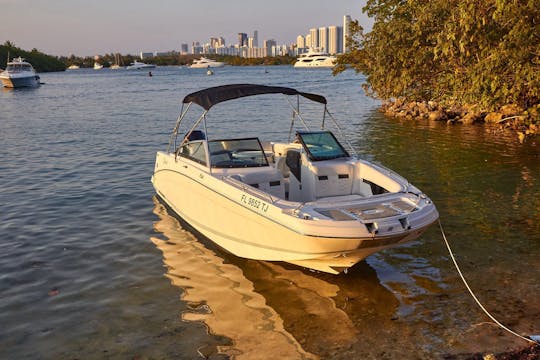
[
  {"x1": 305, "y1": 34, "x2": 312, "y2": 49},
  {"x1": 296, "y1": 35, "x2": 306, "y2": 50},
  {"x1": 343, "y1": 15, "x2": 352, "y2": 53},
  {"x1": 309, "y1": 28, "x2": 318, "y2": 50},
  {"x1": 318, "y1": 27, "x2": 328, "y2": 52},
  {"x1": 253, "y1": 30, "x2": 258, "y2": 48},
  {"x1": 263, "y1": 39, "x2": 276, "y2": 56},
  {"x1": 181, "y1": 43, "x2": 188, "y2": 54},
  {"x1": 328, "y1": 26, "x2": 342, "y2": 54},
  {"x1": 238, "y1": 33, "x2": 248, "y2": 47}
]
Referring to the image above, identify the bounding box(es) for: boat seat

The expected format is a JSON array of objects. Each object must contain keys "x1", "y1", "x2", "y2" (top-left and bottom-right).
[
  {"x1": 235, "y1": 168, "x2": 285, "y2": 199},
  {"x1": 307, "y1": 161, "x2": 354, "y2": 199},
  {"x1": 272, "y1": 143, "x2": 302, "y2": 178}
]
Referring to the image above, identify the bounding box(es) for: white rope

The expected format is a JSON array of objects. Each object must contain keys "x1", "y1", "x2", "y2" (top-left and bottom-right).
[{"x1": 438, "y1": 219, "x2": 536, "y2": 344}]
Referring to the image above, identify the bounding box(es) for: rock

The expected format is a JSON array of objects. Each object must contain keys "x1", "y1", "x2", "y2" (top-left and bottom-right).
[
  {"x1": 459, "y1": 111, "x2": 482, "y2": 125},
  {"x1": 500, "y1": 104, "x2": 522, "y2": 116},
  {"x1": 427, "y1": 101, "x2": 438, "y2": 111},
  {"x1": 417, "y1": 101, "x2": 429, "y2": 114},
  {"x1": 428, "y1": 110, "x2": 447, "y2": 121},
  {"x1": 484, "y1": 112, "x2": 503, "y2": 123}
]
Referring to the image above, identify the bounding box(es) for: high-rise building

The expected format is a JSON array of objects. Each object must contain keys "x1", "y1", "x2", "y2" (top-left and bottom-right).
[
  {"x1": 253, "y1": 30, "x2": 258, "y2": 48},
  {"x1": 238, "y1": 33, "x2": 248, "y2": 47},
  {"x1": 309, "y1": 28, "x2": 318, "y2": 50},
  {"x1": 263, "y1": 39, "x2": 277, "y2": 56},
  {"x1": 296, "y1": 35, "x2": 306, "y2": 50},
  {"x1": 318, "y1": 27, "x2": 328, "y2": 52},
  {"x1": 180, "y1": 43, "x2": 188, "y2": 54},
  {"x1": 343, "y1": 15, "x2": 352, "y2": 53},
  {"x1": 328, "y1": 25, "x2": 343, "y2": 54},
  {"x1": 305, "y1": 34, "x2": 312, "y2": 49}
]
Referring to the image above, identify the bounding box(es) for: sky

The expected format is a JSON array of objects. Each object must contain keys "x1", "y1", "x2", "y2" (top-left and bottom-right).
[{"x1": 1, "y1": 0, "x2": 372, "y2": 56}]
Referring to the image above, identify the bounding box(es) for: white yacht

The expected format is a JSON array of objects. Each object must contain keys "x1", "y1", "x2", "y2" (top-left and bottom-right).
[
  {"x1": 67, "y1": 64, "x2": 80, "y2": 70},
  {"x1": 294, "y1": 49, "x2": 337, "y2": 68},
  {"x1": 93, "y1": 62, "x2": 103, "y2": 70},
  {"x1": 152, "y1": 84, "x2": 439, "y2": 274},
  {"x1": 0, "y1": 57, "x2": 40, "y2": 88},
  {"x1": 190, "y1": 57, "x2": 224, "y2": 68},
  {"x1": 126, "y1": 60, "x2": 155, "y2": 70}
]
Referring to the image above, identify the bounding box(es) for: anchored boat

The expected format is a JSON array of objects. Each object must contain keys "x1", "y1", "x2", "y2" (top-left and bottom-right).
[
  {"x1": 0, "y1": 57, "x2": 40, "y2": 88},
  {"x1": 151, "y1": 84, "x2": 439, "y2": 274}
]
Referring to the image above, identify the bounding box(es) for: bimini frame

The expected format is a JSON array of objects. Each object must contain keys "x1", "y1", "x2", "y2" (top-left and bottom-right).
[{"x1": 166, "y1": 84, "x2": 357, "y2": 158}]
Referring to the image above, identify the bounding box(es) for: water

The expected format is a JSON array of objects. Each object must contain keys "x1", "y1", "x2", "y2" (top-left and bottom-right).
[{"x1": 1, "y1": 66, "x2": 539, "y2": 359}]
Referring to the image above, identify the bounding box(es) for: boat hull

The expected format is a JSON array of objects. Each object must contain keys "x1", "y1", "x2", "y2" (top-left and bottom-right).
[
  {"x1": 0, "y1": 74, "x2": 40, "y2": 88},
  {"x1": 190, "y1": 62, "x2": 224, "y2": 68},
  {"x1": 152, "y1": 153, "x2": 438, "y2": 274}
]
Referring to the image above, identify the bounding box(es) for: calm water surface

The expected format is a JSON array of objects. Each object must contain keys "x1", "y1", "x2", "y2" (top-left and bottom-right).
[{"x1": 1, "y1": 66, "x2": 538, "y2": 359}]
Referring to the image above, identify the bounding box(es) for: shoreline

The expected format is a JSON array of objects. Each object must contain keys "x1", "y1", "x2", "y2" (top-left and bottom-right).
[{"x1": 381, "y1": 99, "x2": 539, "y2": 143}]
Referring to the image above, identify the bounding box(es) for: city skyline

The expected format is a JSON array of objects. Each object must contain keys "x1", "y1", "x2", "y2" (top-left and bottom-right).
[{"x1": 0, "y1": 0, "x2": 372, "y2": 56}]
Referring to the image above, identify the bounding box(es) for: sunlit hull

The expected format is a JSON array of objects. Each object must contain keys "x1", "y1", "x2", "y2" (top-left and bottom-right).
[{"x1": 152, "y1": 152, "x2": 438, "y2": 274}]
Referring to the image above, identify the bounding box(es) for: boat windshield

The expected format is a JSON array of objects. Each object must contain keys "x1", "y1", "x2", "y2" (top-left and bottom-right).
[
  {"x1": 297, "y1": 131, "x2": 350, "y2": 161},
  {"x1": 208, "y1": 138, "x2": 269, "y2": 168},
  {"x1": 6, "y1": 64, "x2": 32, "y2": 72}
]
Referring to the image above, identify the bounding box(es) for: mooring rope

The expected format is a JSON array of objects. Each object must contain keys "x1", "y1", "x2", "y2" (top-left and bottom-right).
[{"x1": 438, "y1": 220, "x2": 537, "y2": 344}]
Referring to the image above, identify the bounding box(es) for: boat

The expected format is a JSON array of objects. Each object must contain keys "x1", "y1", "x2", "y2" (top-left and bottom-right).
[
  {"x1": 126, "y1": 60, "x2": 155, "y2": 70},
  {"x1": 67, "y1": 64, "x2": 80, "y2": 70},
  {"x1": 0, "y1": 57, "x2": 40, "y2": 88},
  {"x1": 110, "y1": 54, "x2": 124, "y2": 69},
  {"x1": 189, "y1": 57, "x2": 224, "y2": 68},
  {"x1": 294, "y1": 49, "x2": 337, "y2": 68},
  {"x1": 151, "y1": 84, "x2": 439, "y2": 274},
  {"x1": 206, "y1": 67, "x2": 214, "y2": 76},
  {"x1": 93, "y1": 62, "x2": 103, "y2": 70}
]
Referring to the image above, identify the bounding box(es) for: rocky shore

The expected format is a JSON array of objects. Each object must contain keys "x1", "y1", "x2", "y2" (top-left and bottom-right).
[{"x1": 381, "y1": 99, "x2": 539, "y2": 143}]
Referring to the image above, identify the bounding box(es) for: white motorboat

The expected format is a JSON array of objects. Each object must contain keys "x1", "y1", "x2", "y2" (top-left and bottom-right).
[
  {"x1": 0, "y1": 57, "x2": 40, "y2": 88},
  {"x1": 67, "y1": 64, "x2": 80, "y2": 70},
  {"x1": 126, "y1": 60, "x2": 155, "y2": 70},
  {"x1": 190, "y1": 57, "x2": 224, "y2": 68},
  {"x1": 152, "y1": 84, "x2": 439, "y2": 274},
  {"x1": 294, "y1": 49, "x2": 337, "y2": 68},
  {"x1": 93, "y1": 62, "x2": 103, "y2": 70}
]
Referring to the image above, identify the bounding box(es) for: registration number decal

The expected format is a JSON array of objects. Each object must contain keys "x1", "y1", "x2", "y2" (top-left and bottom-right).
[{"x1": 240, "y1": 194, "x2": 269, "y2": 212}]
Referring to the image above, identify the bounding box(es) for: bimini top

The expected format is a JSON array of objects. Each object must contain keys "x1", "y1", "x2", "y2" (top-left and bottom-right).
[{"x1": 182, "y1": 83, "x2": 327, "y2": 110}]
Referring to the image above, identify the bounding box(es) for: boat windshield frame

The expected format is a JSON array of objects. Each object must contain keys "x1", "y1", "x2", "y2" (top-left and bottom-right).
[
  {"x1": 208, "y1": 137, "x2": 269, "y2": 168},
  {"x1": 296, "y1": 131, "x2": 350, "y2": 161}
]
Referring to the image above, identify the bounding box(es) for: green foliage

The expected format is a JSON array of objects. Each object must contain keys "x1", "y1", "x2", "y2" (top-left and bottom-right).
[
  {"x1": 336, "y1": 0, "x2": 540, "y2": 111},
  {"x1": 0, "y1": 41, "x2": 66, "y2": 72}
]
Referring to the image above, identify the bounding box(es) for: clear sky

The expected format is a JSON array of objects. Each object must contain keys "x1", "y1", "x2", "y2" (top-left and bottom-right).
[{"x1": 1, "y1": 0, "x2": 371, "y2": 56}]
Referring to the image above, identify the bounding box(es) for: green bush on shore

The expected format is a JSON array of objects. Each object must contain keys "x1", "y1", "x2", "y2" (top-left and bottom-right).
[
  {"x1": 0, "y1": 41, "x2": 65, "y2": 72},
  {"x1": 335, "y1": 0, "x2": 539, "y2": 139}
]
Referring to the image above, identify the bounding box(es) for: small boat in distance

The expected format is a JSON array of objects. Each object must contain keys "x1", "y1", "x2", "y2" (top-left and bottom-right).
[
  {"x1": 190, "y1": 57, "x2": 224, "y2": 68},
  {"x1": 126, "y1": 60, "x2": 155, "y2": 70},
  {"x1": 294, "y1": 49, "x2": 337, "y2": 68},
  {"x1": 93, "y1": 62, "x2": 103, "y2": 70},
  {"x1": 152, "y1": 84, "x2": 439, "y2": 274},
  {"x1": 0, "y1": 57, "x2": 40, "y2": 88},
  {"x1": 110, "y1": 54, "x2": 124, "y2": 69},
  {"x1": 67, "y1": 64, "x2": 80, "y2": 70}
]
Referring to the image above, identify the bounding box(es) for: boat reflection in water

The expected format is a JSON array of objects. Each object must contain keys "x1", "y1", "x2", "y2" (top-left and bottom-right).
[
  {"x1": 151, "y1": 197, "x2": 316, "y2": 359},
  {"x1": 151, "y1": 196, "x2": 410, "y2": 359}
]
